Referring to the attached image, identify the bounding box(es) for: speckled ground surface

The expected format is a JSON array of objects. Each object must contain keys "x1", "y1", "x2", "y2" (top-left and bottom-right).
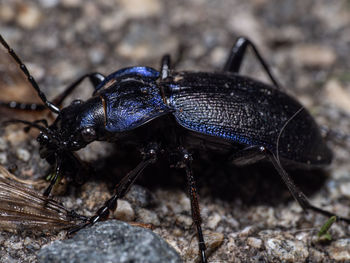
[{"x1": 0, "y1": 0, "x2": 350, "y2": 262}]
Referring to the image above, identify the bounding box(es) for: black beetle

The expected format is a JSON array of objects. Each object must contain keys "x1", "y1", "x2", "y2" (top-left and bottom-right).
[{"x1": 1, "y1": 35, "x2": 349, "y2": 263}]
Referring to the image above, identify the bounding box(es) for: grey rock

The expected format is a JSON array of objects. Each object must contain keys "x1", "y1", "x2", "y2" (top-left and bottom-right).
[{"x1": 37, "y1": 220, "x2": 182, "y2": 263}]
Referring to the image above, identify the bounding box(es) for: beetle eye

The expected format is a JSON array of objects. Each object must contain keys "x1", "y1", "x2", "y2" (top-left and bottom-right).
[
  {"x1": 71, "y1": 99, "x2": 83, "y2": 105},
  {"x1": 37, "y1": 132, "x2": 49, "y2": 145},
  {"x1": 81, "y1": 127, "x2": 96, "y2": 142}
]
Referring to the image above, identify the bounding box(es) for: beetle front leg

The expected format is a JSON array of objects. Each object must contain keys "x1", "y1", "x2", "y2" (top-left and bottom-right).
[
  {"x1": 178, "y1": 149, "x2": 208, "y2": 263},
  {"x1": 68, "y1": 144, "x2": 158, "y2": 234},
  {"x1": 224, "y1": 37, "x2": 281, "y2": 89},
  {"x1": 52, "y1": 72, "x2": 105, "y2": 107},
  {"x1": 0, "y1": 71, "x2": 105, "y2": 112}
]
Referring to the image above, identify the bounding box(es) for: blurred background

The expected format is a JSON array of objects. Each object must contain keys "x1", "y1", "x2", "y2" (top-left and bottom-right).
[{"x1": 0, "y1": 0, "x2": 350, "y2": 262}]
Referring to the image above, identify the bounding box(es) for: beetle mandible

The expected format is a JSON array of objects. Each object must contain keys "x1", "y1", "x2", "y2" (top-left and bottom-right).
[{"x1": 1, "y1": 35, "x2": 349, "y2": 263}]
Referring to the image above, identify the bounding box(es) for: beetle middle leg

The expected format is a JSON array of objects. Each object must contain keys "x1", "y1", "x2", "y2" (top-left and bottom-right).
[
  {"x1": 231, "y1": 145, "x2": 350, "y2": 223},
  {"x1": 179, "y1": 148, "x2": 208, "y2": 263},
  {"x1": 223, "y1": 37, "x2": 281, "y2": 89}
]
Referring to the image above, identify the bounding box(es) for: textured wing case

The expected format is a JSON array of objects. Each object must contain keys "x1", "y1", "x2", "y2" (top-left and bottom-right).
[{"x1": 165, "y1": 72, "x2": 331, "y2": 165}]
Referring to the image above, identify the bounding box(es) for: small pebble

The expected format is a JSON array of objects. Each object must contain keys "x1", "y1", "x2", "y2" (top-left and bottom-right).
[
  {"x1": 209, "y1": 47, "x2": 228, "y2": 67},
  {"x1": 292, "y1": 44, "x2": 336, "y2": 68},
  {"x1": 309, "y1": 248, "x2": 326, "y2": 263},
  {"x1": 340, "y1": 181, "x2": 350, "y2": 199},
  {"x1": 10, "y1": 241, "x2": 24, "y2": 250},
  {"x1": 38, "y1": 0, "x2": 59, "y2": 8},
  {"x1": 247, "y1": 237, "x2": 262, "y2": 249},
  {"x1": 0, "y1": 138, "x2": 6, "y2": 151},
  {"x1": 16, "y1": 3, "x2": 42, "y2": 29},
  {"x1": 207, "y1": 213, "x2": 221, "y2": 229},
  {"x1": 178, "y1": 193, "x2": 191, "y2": 212},
  {"x1": 136, "y1": 208, "x2": 160, "y2": 226},
  {"x1": 15, "y1": 148, "x2": 30, "y2": 162},
  {"x1": 113, "y1": 200, "x2": 135, "y2": 221},
  {"x1": 0, "y1": 153, "x2": 7, "y2": 164},
  {"x1": 328, "y1": 238, "x2": 350, "y2": 261},
  {"x1": 238, "y1": 226, "x2": 255, "y2": 237},
  {"x1": 185, "y1": 231, "x2": 224, "y2": 263},
  {"x1": 62, "y1": 0, "x2": 82, "y2": 8},
  {"x1": 325, "y1": 79, "x2": 350, "y2": 114},
  {"x1": 175, "y1": 214, "x2": 192, "y2": 228},
  {"x1": 0, "y1": 4, "x2": 15, "y2": 22},
  {"x1": 119, "y1": 0, "x2": 163, "y2": 18},
  {"x1": 265, "y1": 237, "x2": 309, "y2": 262}
]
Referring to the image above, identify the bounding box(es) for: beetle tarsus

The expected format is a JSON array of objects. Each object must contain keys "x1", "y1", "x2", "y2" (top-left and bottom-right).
[{"x1": 71, "y1": 146, "x2": 159, "y2": 232}]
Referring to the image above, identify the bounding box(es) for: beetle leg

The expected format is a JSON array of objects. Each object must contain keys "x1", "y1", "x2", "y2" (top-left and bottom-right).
[
  {"x1": 0, "y1": 72, "x2": 105, "y2": 112},
  {"x1": 223, "y1": 37, "x2": 281, "y2": 89},
  {"x1": 179, "y1": 149, "x2": 208, "y2": 263},
  {"x1": 43, "y1": 153, "x2": 62, "y2": 197},
  {"x1": 232, "y1": 145, "x2": 350, "y2": 223},
  {"x1": 267, "y1": 151, "x2": 350, "y2": 223},
  {"x1": 68, "y1": 145, "x2": 158, "y2": 234},
  {"x1": 229, "y1": 145, "x2": 267, "y2": 166},
  {"x1": 52, "y1": 72, "x2": 105, "y2": 107}
]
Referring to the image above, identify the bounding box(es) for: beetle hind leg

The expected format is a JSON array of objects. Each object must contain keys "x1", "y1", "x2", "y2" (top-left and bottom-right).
[
  {"x1": 268, "y1": 152, "x2": 350, "y2": 223},
  {"x1": 224, "y1": 37, "x2": 281, "y2": 89},
  {"x1": 231, "y1": 145, "x2": 350, "y2": 223}
]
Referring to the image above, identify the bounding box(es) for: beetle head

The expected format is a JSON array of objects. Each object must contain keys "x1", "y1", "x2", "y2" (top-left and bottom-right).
[{"x1": 37, "y1": 96, "x2": 105, "y2": 159}]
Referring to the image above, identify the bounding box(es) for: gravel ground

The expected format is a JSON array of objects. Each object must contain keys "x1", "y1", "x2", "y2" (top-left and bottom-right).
[{"x1": 1, "y1": 0, "x2": 350, "y2": 262}]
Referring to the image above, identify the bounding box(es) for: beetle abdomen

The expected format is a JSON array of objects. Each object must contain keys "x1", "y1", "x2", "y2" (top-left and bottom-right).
[{"x1": 165, "y1": 72, "x2": 332, "y2": 166}]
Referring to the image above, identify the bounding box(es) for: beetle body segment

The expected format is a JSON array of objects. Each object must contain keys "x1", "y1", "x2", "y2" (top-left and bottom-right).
[
  {"x1": 162, "y1": 71, "x2": 332, "y2": 167},
  {"x1": 98, "y1": 75, "x2": 171, "y2": 133}
]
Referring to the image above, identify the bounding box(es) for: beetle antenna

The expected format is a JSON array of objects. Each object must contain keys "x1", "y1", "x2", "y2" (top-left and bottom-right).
[
  {"x1": 2, "y1": 119, "x2": 54, "y2": 138},
  {"x1": 0, "y1": 35, "x2": 60, "y2": 114},
  {"x1": 275, "y1": 107, "x2": 305, "y2": 165}
]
